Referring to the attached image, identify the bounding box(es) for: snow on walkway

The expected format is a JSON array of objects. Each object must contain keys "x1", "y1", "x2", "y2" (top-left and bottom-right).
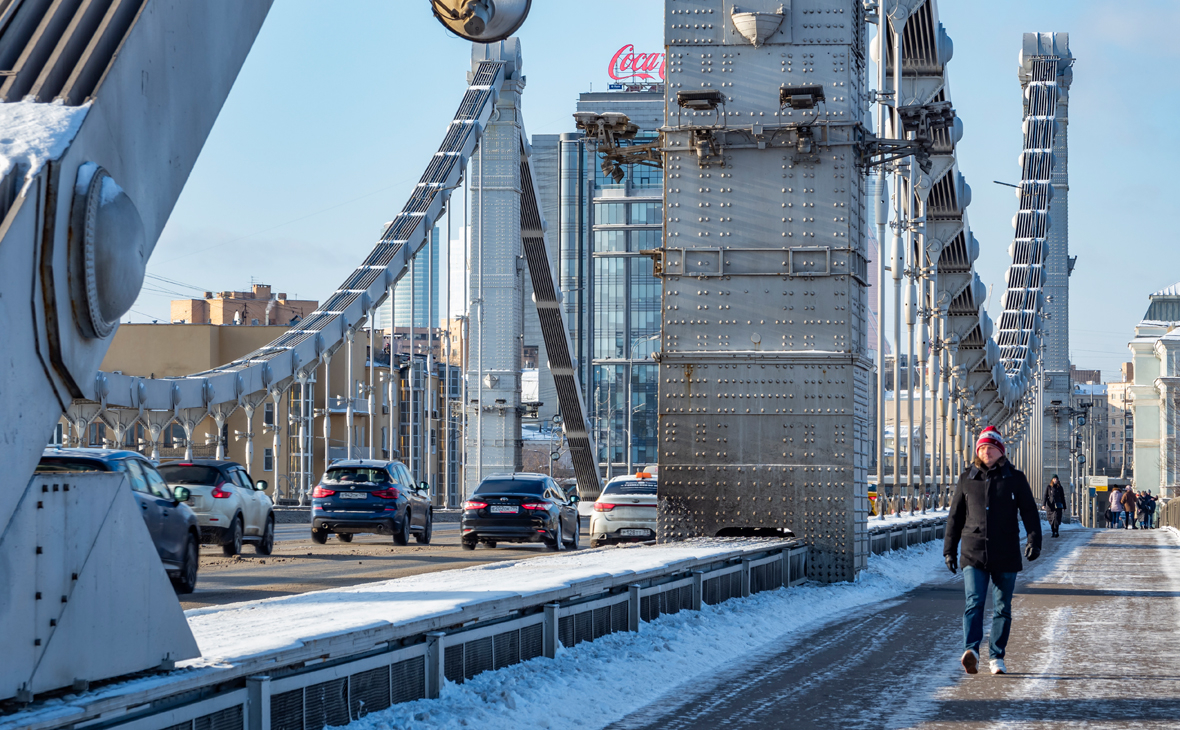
[{"x1": 339, "y1": 542, "x2": 946, "y2": 730}]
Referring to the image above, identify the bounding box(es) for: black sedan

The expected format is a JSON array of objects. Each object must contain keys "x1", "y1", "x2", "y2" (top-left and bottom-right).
[
  {"x1": 461, "y1": 473, "x2": 580, "y2": 550},
  {"x1": 310, "y1": 459, "x2": 433, "y2": 545}
]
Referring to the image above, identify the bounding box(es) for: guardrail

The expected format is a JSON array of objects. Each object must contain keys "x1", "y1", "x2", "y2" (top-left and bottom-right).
[
  {"x1": 867, "y1": 515, "x2": 947, "y2": 555},
  {"x1": 7, "y1": 542, "x2": 807, "y2": 730},
  {"x1": 1159, "y1": 499, "x2": 1178, "y2": 530}
]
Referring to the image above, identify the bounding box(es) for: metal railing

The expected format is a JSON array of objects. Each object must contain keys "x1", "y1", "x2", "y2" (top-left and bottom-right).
[{"x1": 8, "y1": 542, "x2": 806, "y2": 730}]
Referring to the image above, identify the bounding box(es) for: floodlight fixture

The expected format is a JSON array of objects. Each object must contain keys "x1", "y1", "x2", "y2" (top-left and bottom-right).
[{"x1": 676, "y1": 89, "x2": 724, "y2": 110}]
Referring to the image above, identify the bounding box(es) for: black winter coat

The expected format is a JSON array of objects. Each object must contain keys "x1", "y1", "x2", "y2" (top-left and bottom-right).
[
  {"x1": 944, "y1": 458, "x2": 1042, "y2": 573},
  {"x1": 1043, "y1": 482, "x2": 1065, "y2": 511}
]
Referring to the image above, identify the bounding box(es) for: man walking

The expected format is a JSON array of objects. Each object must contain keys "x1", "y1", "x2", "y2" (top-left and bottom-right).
[
  {"x1": 1121, "y1": 486, "x2": 1137, "y2": 529},
  {"x1": 944, "y1": 426, "x2": 1041, "y2": 676},
  {"x1": 1139, "y1": 490, "x2": 1156, "y2": 529},
  {"x1": 1042, "y1": 475, "x2": 1065, "y2": 538}
]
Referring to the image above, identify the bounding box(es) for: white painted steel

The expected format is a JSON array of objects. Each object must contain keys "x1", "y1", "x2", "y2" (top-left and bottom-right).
[{"x1": 0, "y1": 473, "x2": 199, "y2": 702}]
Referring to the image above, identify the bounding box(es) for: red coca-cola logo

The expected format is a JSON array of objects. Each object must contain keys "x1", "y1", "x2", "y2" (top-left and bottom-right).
[{"x1": 609, "y1": 44, "x2": 666, "y2": 82}]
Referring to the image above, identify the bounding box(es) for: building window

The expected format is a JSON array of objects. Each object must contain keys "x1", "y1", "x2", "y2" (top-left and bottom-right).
[
  {"x1": 630, "y1": 202, "x2": 663, "y2": 224},
  {"x1": 594, "y1": 202, "x2": 627, "y2": 225},
  {"x1": 264, "y1": 402, "x2": 274, "y2": 426},
  {"x1": 50, "y1": 423, "x2": 63, "y2": 446},
  {"x1": 593, "y1": 229, "x2": 627, "y2": 252},
  {"x1": 263, "y1": 448, "x2": 274, "y2": 472},
  {"x1": 630, "y1": 229, "x2": 662, "y2": 252}
]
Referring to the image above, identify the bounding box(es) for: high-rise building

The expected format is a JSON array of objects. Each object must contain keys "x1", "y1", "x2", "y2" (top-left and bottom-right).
[
  {"x1": 537, "y1": 89, "x2": 664, "y2": 478},
  {"x1": 378, "y1": 227, "x2": 440, "y2": 330}
]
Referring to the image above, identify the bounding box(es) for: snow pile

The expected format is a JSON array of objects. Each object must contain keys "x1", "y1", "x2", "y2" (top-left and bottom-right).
[
  {"x1": 342, "y1": 542, "x2": 945, "y2": 730},
  {"x1": 870, "y1": 508, "x2": 949, "y2": 528},
  {"x1": 0, "y1": 100, "x2": 90, "y2": 195},
  {"x1": 184, "y1": 539, "x2": 789, "y2": 664}
]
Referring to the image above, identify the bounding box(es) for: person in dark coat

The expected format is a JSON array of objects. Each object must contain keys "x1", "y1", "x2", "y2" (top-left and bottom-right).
[
  {"x1": 1042, "y1": 475, "x2": 1066, "y2": 538},
  {"x1": 944, "y1": 425, "x2": 1041, "y2": 676}
]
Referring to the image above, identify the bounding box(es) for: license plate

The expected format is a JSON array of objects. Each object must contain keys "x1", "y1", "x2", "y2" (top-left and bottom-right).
[
  {"x1": 490, "y1": 505, "x2": 519, "y2": 514},
  {"x1": 339, "y1": 492, "x2": 366, "y2": 500},
  {"x1": 620, "y1": 528, "x2": 650, "y2": 536}
]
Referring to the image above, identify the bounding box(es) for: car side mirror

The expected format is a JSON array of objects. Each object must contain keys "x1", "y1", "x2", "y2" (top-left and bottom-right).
[
  {"x1": 172, "y1": 486, "x2": 190, "y2": 504},
  {"x1": 419, "y1": 481, "x2": 429, "y2": 494},
  {"x1": 569, "y1": 494, "x2": 580, "y2": 504},
  {"x1": 255, "y1": 480, "x2": 268, "y2": 492}
]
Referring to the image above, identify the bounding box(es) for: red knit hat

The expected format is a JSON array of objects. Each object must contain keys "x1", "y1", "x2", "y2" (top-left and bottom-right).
[{"x1": 976, "y1": 426, "x2": 1005, "y2": 456}]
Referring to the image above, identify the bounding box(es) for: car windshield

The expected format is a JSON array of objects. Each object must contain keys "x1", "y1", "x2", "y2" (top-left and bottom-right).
[
  {"x1": 602, "y1": 480, "x2": 656, "y2": 496},
  {"x1": 158, "y1": 465, "x2": 222, "y2": 485},
  {"x1": 36, "y1": 457, "x2": 108, "y2": 473},
  {"x1": 475, "y1": 478, "x2": 546, "y2": 495},
  {"x1": 324, "y1": 468, "x2": 390, "y2": 484}
]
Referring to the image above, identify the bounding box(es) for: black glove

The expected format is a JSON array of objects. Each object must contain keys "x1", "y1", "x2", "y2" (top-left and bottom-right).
[
  {"x1": 1025, "y1": 544, "x2": 1040, "y2": 561},
  {"x1": 945, "y1": 554, "x2": 958, "y2": 574}
]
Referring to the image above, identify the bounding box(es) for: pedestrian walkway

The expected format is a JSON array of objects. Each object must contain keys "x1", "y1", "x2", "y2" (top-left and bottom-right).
[{"x1": 608, "y1": 527, "x2": 1180, "y2": 729}]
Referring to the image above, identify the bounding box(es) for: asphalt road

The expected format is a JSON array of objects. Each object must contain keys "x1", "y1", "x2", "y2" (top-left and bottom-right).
[{"x1": 182, "y1": 519, "x2": 592, "y2": 610}]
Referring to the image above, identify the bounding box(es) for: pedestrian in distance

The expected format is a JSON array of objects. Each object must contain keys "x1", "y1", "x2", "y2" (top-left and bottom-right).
[
  {"x1": 1139, "y1": 491, "x2": 1156, "y2": 529},
  {"x1": 1122, "y1": 486, "x2": 1137, "y2": 529},
  {"x1": 944, "y1": 426, "x2": 1041, "y2": 676},
  {"x1": 1108, "y1": 486, "x2": 1124, "y2": 529},
  {"x1": 1042, "y1": 475, "x2": 1065, "y2": 538}
]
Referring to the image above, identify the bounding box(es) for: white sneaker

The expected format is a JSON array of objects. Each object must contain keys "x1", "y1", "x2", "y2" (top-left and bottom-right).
[
  {"x1": 990, "y1": 658, "x2": 1007, "y2": 675},
  {"x1": 961, "y1": 649, "x2": 979, "y2": 674}
]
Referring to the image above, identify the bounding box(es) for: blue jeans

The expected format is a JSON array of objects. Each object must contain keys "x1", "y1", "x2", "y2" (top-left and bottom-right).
[{"x1": 963, "y1": 566, "x2": 1018, "y2": 659}]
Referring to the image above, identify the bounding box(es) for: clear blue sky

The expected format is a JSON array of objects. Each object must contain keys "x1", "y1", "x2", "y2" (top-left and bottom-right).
[{"x1": 134, "y1": 0, "x2": 1178, "y2": 381}]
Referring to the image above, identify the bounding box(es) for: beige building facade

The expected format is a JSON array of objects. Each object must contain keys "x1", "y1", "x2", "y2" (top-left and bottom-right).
[{"x1": 170, "y1": 284, "x2": 317, "y2": 327}]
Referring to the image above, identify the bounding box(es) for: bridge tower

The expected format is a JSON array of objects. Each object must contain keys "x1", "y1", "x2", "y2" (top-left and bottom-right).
[
  {"x1": 657, "y1": 0, "x2": 871, "y2": 581},
  {"x1": 466, "y1": 42, "x2": 527, "y2": 496},
  {"x1": 1021, "y1": 33, "x2": 1073, "y2": 494}
]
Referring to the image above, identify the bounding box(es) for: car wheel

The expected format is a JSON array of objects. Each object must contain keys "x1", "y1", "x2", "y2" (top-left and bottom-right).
[
  {"x1": 589, "y1": 539, "x2": 602, "y2": 548},
  {"x1": 393, "y1": 511, "x2": 411, "y2": 546},
  {"x1": 221, "y1": 516, "x2": 243, "y2": 556},
  {"x1": 415, "y1": 510, "x2": 433, "y2": 545},
  {"x1": 337, "y1": 532, "x2": 354, "y2": 543},
  {"x1": 310, "y1": 528, "x2": 329, "y2": 545},
  {"x1": 255, "y1": 515, "x2": 275, "y2": 555},
  {"x1": 172, "y1": 535, "x2": 199, "y2": 594},
  {"x1": 566, "y1": 517, "x2": 579, "y2": 549},
  {"x1": 547, "y1": 522, "x2": 562, "y2": 551},
  {"x1": 461, "y1": 539, "x2": 476, "y2": 551}
]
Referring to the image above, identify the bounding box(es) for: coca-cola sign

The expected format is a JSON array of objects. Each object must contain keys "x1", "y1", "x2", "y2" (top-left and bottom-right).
[{"x1": 608, "y1": 44, "x2": 666, "y2": 82}]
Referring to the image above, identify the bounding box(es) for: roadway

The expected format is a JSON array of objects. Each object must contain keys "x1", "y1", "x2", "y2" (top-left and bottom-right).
[
  {"x1": 608, "y1": 527, "x2": 1180, "y2": 729},
  {"x1": 182, "y1": 520, "x2": 592, "y2": 610}
]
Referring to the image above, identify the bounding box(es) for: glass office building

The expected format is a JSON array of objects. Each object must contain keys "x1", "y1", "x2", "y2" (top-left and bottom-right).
[{"x1": 544, "y1": 90, "x2": 664, "y2": 478}]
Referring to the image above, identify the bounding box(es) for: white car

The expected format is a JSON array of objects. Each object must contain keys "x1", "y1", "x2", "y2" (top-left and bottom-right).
[
  {"x1": 160, "y1": 460, "x2": 275, "y2": 555},
  {"x1": 589, "y1": 472, "x2": 658, "y2": 547}
]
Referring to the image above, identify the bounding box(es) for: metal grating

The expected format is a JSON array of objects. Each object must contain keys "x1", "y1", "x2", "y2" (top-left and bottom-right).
[
  {"x1": 443, "y1": 645, "x2": 464, "y2": 684},
  {"x1": 611, "y1": 601, "x2": 629, "y2": 633},
  {"x1": 162, "y1": 723, "x2": 192, "y2": 730},
  {"x1": 193, "y1": 706, "x2": 243, "y2": 730},
  {"x1": 464, "y1": 636, "x2": 494, "y2": 680},
  {"x1": 593, "y1": 606, "x2": 611, "y2": 639},
  {"x1": 349, "y1": 666, "x2": 391, "y2": 719},
  {"x1": 493, "y1": 629, "x2": 520, "y2": 670},
  {"x1": 521, "y1": 623, "x2": 544, "y2": 661},
  {"x1": 391, "y1": 656, "x2": 425, "y2": 705},
  {"x1": 271, "y1": 688, "x2": 304, "y2": 730},
  {"x1": 574, "y1": 610, "x2": 594, "y2": 646},
  {"x1": 558, "y1": 615, "x2": 574, "y2": 649},
  {"x1": 304, "y1": 678, "x2": 348, "y2": 730}
]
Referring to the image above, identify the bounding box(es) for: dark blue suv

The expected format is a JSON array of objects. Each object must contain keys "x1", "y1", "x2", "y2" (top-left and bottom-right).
[
  {"x1": 310, "y1": 460, "x2": 433, "y2": 546},
  {"x1": 36, "y1": 448, "x2": 201, "y2": 593}
]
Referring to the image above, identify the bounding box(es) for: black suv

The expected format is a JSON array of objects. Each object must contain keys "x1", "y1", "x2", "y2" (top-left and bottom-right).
[{"x1": 310, "y1": 460, "x2": 433, "y2": 545}]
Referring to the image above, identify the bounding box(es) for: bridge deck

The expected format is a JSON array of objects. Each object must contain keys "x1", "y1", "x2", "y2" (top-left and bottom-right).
[{"x1": 609, "y1": 527, "x2": 1180, "y2": 729}]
